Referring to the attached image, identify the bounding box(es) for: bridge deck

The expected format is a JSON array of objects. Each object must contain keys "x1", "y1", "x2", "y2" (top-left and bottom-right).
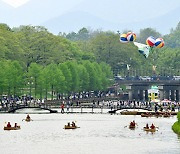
[{"x1": 8, "y1": 106, "x2": 57, "y2": 113}]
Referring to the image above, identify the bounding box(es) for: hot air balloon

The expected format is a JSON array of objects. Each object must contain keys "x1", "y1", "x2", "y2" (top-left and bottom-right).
[
  {"x1": 126, "y1": 32, "x2": 136, "y2": 42},
  {"x1": 155, "y1": 38, "x2": 164, "y2": 48},
  {"x1": 120, "y1": 33, "x2": 128, "y2": 43},
  {"x1": 146, "y1": 36, "x2": 156, "y2": 47}
]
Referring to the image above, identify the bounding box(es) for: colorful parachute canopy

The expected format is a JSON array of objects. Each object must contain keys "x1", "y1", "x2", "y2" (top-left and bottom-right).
[
  {"x1": 146, "y1": 36, "x2": 156, "y2": 47},
  {"x1": 127, "y1": 32, "x2": 136, "y2": 42},
  {"x1": 155, "y1": 38, "x2": 164, "y2": 48},
  {"x1": 134, "y1": 42, "x2": 152, "y2": 58},
  {"x1": 120, "y1": 33, "x2": 128, "y2": 43}
]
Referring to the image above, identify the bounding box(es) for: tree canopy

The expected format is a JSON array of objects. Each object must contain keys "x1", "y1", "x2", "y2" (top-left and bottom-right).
[{"x1": 0, "y1": 22, "x2": 180, "y2": 98}]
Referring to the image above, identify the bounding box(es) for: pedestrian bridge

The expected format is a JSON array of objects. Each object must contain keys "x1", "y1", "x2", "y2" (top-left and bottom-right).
[
  {"x1": 108, "y1": 106, "x2": 152, "y2": 114},
  {"x1": 8, "y1": 105, "x2": 58, "y2": 113}
]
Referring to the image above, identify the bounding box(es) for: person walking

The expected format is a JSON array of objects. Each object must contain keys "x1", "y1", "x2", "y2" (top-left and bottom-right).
[{"x1": 61, "y1": 103, "x2": 65, "y2": 114}]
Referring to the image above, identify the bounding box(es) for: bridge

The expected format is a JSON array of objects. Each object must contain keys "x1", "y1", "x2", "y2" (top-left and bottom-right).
[
  {"x1": 108, "y1": 105, "x2": 152, "y2": 114},
  {"x1": 116, "y1": 80, "x2": 180, "y2": 101},
  {"x1": 8, "y1": 105, "x2": 58, "y2": 113}
]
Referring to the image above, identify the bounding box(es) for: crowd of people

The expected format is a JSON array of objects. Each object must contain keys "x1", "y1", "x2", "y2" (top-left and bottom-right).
[
  {"x1": 0, "y1": 94, "x2": 180, "y2": 114},
  {"x1": 0, "y1": 95, "x2": 46, "y2": 111}
]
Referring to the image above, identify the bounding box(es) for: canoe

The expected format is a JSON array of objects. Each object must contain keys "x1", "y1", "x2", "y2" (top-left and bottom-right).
[
  {"x1": 4, "y1": 126, "x2": 21, "y2": 130},
  {"x1": 121, "y1": 111, "x2": 138, "y2": 115},
  {"x1": 64, "y1": 125, "x2": 79, "y2": 129},
  {"x1": 154, "y1": 114, "x2": 162, "y2": 118},
  {"x1": 163, "y1": 113, "x2": 171, "y2": 118},
  {"x1": 163, "y1": 115, "x2": 170, "y2": 118},
  {"x1": 143, "y1": 128, "x2": 156, "y2": 132},
  {"x1": 141, "y1": 113, "x2": 152, "y2": 117}
]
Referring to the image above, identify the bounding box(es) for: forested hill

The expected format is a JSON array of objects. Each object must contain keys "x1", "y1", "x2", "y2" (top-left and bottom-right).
[
  {"x1": 0, "y1": 22, "x2": 180, "y2": 75},
  {"x1": 60, "y1": 23, "x2": 180, "y2": 75},
  {"x1": 0, "y1": 22, "x2": 179, "y2": 98},
  {"x1": 0, "y1": 24, "x2": 95, "y2": 70}
]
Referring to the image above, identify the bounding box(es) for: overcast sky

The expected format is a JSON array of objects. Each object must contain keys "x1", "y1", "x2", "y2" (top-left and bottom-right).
[{"x1": 0, "y1": 0, "x2": 180, "y2": 34}]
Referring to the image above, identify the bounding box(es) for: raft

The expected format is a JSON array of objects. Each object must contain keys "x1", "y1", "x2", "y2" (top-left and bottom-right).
[
  {"x1": 4, "y1": 126, "x2": 21, "y2": 130},
  {"x1": 143, "y1": 128, "x2": 156, "y2": 132},
  {"x1": 64, "y1": 125, "x2": 79, "y2": 129}
]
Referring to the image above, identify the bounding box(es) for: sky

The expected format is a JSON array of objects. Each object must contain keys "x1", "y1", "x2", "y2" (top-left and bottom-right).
[{"x1": 0, "y1": 0, "x2": 180, "y2": 34}]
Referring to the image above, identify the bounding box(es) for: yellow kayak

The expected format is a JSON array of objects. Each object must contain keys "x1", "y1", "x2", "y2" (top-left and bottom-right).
[{"x1": 4, "y1": 126, "x2": 21, "y2": 130}]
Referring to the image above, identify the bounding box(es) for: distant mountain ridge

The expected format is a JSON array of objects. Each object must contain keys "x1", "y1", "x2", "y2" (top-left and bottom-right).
[
  {"x1": 42, "y1": 6, "x2": 180, "y2": 35},
  {"x1": 0, "y1": 0, "x2": 180, "y2": 34}
]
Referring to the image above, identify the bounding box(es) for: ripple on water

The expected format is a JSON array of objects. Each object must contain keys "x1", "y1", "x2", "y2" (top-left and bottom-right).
[{"x1": 0, "y1": 114, "x2": 179, "y2": 154}]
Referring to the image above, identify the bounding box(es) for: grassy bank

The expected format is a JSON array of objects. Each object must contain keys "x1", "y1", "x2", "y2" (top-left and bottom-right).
[{"x1": 172, "y1": 112, "x2": 180, "y2": 134}]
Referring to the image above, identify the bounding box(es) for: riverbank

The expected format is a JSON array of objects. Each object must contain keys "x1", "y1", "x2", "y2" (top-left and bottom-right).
[{"x1": 172, "y1": 112, "x2": 180, "y2": 134}]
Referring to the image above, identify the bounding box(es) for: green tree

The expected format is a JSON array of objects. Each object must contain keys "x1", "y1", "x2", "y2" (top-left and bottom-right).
[
  {"x1": 137, "y1": 28, "x2": 162, "y2": 44},
  {"x1": 66, "y1": 61, "x2": 80, "y2": 93},
  {"x1": 28, "y1": 63, "x2": 43, "y2": 99},
  {"x1": 78, "y1": 64, "x2": 89, "y2": 92},
  {"x1": 59, "y1": 62, "x2": 72, "y2": 93}
]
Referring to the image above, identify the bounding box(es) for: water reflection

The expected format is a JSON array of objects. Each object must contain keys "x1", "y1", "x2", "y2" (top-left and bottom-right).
[{"x1": 0, "y1": 113, "x2": 179, "y2": 154}]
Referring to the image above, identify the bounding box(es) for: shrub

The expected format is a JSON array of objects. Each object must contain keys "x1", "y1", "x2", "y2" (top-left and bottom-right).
[
  {"x1": 172, "y1": 122, "x2": 180, "y2": 134},
  {"x1": 177, "y1": 112, "x2": 180, "y2": 124}
]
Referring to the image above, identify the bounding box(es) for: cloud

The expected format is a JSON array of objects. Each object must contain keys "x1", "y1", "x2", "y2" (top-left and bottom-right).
[{"x1": 2, "y1": 0, "x2": 30, "y2": 8}]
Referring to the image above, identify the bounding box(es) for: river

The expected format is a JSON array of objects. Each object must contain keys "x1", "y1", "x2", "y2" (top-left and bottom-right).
[{"x1": 0, "y1": 110, "x2": 179, "y2": 154}]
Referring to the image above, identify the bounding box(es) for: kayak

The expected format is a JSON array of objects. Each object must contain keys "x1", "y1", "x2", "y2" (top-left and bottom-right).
[
  {"x1": 4, "y1": 126, "x2": 21, "y2": 130},
  {"x1": 143, "y1": 128, "x2": 156, "y2": 132},
  {"x1": 64, "y1": 125, "x2": 79, "y2": 129}
]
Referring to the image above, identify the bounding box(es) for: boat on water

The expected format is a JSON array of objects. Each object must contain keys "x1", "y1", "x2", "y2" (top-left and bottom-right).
[
  {"x1": 4, "y1": 126, "x2": 21, "y2": 130},
  {"x1": 121, "y1": 111, "x2": 138, "y2": 115},
  {"x1": 64, "y1": 125, "x2": 79, "y2": 129},
  {"x1": 141, "y1": 113, "x2": 152, "y2": 117},
  {"x1": 163, "y1": 112, "x2": 171, "y2": 118},
  {"x1": 143, "y1": 128, "x2": 156, "y2": 132},
  {"x1": 129, "y1": 125, "x2": 136, "y2": 129},
  {"x1": 25, "y1": 118, "x2": 31, "y2": 122}
]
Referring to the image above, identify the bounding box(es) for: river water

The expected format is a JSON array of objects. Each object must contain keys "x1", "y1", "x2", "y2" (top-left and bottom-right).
[{"x1": 0, "y1": 110, "x2": 179, "y2": 154}]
